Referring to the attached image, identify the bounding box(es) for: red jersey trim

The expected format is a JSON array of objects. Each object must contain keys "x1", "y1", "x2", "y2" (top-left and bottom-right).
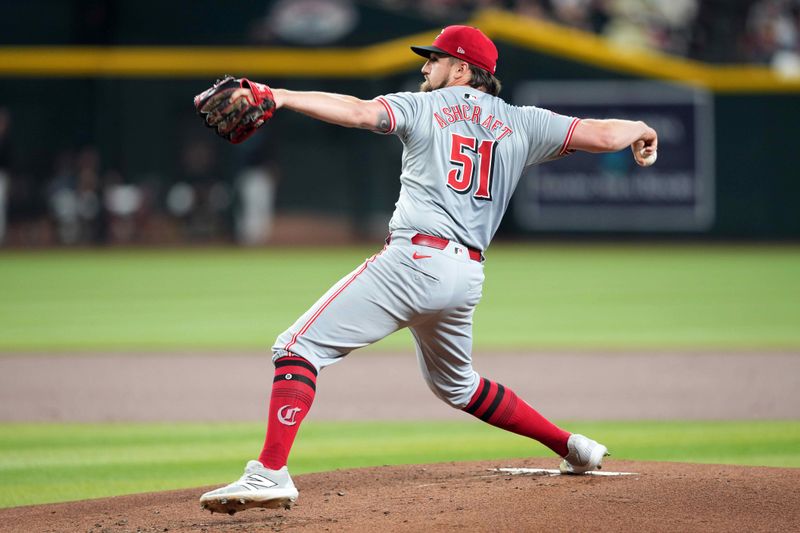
[
  {"x1": 283, "y1": 245, "x2": 388, "y2": 354},
  {"x1": 375, "y1": 96, "x2": 396, "y2": 134},
  {"x1": 559, "y1": 118, "x2": 581, "y2": 155}
]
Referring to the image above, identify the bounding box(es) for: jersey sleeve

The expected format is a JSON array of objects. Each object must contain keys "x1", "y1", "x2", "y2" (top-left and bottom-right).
[
  {"x1": 521, "y1": 106, "x2": 581, "y2": 166},
  {"x1": 373, "y1": 92, "x2": 424, "y2": 138}
]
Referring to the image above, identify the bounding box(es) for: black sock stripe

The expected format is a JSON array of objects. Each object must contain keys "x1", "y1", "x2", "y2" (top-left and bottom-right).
[
  {"x1": 272, "y1": 389, "x2": 314, "y2": 405},
  {"x1": 479, "y1": 383, "x2": 505, "y2": 422},
  {"x1": 275, "y1": 357, "x2": 318, "y2": 377},
  {"x1": 464, "y1": 378, "x2": 490, "y2": 415},
  {"x1": 273, "y1": 373, "x2": 317, "y2": 392}
]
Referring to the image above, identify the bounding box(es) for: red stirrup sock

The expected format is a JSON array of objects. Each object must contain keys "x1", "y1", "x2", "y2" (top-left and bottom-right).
[
  {"x1": 258, "y1": 356, "x2": 317, "y2": 469},
  {"x1": 463, "y1": 376, "x2": 570, "y2": 457}
]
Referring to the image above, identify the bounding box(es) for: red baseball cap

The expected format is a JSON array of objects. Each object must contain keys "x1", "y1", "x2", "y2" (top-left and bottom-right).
[{"x1": 411, "y1": 25, "x2": 498, "y2": 75}]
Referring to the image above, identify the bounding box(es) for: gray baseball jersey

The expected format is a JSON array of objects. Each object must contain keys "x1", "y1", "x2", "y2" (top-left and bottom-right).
[
  {"x1": 273, "y1": 85, "x2": 577, "y2": 407},
  {"x1": 378, "y1": 85, "x2": 578, "y2": 252}
]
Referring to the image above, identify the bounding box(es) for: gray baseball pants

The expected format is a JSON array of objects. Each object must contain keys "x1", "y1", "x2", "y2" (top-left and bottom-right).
[{"x1": 272, "y1": 229, "x2": 485, "y2": 408}]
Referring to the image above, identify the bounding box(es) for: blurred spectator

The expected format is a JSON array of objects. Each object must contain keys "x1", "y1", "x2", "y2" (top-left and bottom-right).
[
  {"x1": 514, "y1": 0, "x2": 550, "y2": 20},
  {"x1": 601, "y1": 0, "x2": 698, "y2": 54},
  {"x1": 75, "y1": 147, "x2": 103, "y2": 243},
  {"x1": 550, "y1": 0, "x2": 593, "y2": 31},
  {"x1": 103, "y1": 169, "x2": 143, "y2": 244},
  {"x1": 745, "y1": 0, "x2": 800, "y2": 76},
  {"x1": 233, "y1": 132, "x2": 281, "y2": 246},
  {"x1": 602, "y1": 0, "x2": 654, "y2": 50},
  {"x1": 46, "y1": 150, "x2": 79, "y2": 245},
  {"x1": 45, "y1": 146, "x2": 106, "y2": 245},
  {"x1": 168, "y1": 137, "x2": 232, "y2": 242},
  {"x1": 235, "y1": 166, "x2": 278, "y2": 246}
]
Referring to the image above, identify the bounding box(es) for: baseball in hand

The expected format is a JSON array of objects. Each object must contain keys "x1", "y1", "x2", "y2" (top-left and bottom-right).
[{"x1": 639, "y1": 148, "x2": 657, "y2": 167}]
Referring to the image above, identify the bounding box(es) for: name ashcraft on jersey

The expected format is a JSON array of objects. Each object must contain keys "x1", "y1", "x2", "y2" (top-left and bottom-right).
[{"x1": 433, "y1": 101, "x2": 514, "y2": 141}]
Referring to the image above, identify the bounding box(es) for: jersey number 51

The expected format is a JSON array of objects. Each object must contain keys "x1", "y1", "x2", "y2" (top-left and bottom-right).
[{"x1": 446, "y1": 133, "x2": 498, "y2": 201}]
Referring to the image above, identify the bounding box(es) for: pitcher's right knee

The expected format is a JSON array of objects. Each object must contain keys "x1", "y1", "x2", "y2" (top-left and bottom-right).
[{"x1": 421, "y1": 369, "x2": 481, "y2": 409}]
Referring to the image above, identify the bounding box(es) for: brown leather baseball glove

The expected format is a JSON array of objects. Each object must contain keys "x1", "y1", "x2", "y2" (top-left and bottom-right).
[{"x1": 194, "y1": 76, "x2": 276, "y2": 144}]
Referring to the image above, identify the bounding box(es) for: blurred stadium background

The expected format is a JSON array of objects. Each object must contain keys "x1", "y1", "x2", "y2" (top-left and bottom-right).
[{"x1": 0, "y1": 0, "x2": 798, "y2": 248}]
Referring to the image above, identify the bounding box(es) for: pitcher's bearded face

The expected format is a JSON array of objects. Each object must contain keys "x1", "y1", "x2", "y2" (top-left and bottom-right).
[
  {"x1": 420, "y1": 53, "x2": 453, "y2": 92},
  {"x1": 420, "y1": 79, "x2": 447, "y2": 92}
]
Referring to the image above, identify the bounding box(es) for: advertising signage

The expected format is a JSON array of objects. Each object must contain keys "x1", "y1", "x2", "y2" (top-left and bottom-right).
[{"x1": 513, "y1": 81, "x2": 714, "y2": 232}]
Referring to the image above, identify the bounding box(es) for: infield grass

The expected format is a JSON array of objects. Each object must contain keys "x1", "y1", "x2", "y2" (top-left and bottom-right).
[
  {"x1": 1, "y1": 420, "x2": 798, "y2": 508},
  {"x1": 1, "y1": 244, "x2": 799, "y2": 351}
]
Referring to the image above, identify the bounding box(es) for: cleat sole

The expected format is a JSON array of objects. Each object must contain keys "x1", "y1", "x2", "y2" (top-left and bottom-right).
[{"x1": 199, "y1": 496, "x2": 297, "y2": 515}]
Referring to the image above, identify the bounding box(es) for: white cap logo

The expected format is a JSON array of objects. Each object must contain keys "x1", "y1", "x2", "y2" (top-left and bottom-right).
[{"x1": 457, "y1": 46, "x2": 466, "y2": 54}]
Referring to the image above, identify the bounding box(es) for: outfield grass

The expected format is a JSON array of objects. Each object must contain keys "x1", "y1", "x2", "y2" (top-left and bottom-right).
[
  {"x1": 0, "y1": 420, "x2": 798, "y2": 508},
  {"x1": 1, "y1": 246, "x2": 797, "y2": 509},
  {"x1": 0, "y1": 245, "x2": 798, "y2": 351}
]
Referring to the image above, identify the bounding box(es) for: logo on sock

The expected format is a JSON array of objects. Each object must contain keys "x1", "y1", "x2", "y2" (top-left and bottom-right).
[{"x1": 277, "y1": 405, "x2": 302, "y2": 426}]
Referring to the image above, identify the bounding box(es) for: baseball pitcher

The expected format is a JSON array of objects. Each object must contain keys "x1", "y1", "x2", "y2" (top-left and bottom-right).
[{"x1": 195, "y1": 25, "x2": 658, "y2": 514}]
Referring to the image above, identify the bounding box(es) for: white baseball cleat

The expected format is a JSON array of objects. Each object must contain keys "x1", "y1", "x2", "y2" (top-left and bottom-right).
[
  {"x1": 200, "y1": 460, "x2": 298, "y2": 515},
  {"x1": 559, "y1": 434, "x2": 609, "y2": 474}
]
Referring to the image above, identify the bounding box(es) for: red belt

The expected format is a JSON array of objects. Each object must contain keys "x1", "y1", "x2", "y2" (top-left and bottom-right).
[{"x1": 411, "y1": 233, "x2": 482, "y2": 262}]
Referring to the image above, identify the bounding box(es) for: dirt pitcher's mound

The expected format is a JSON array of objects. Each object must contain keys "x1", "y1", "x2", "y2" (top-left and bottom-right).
[{"x1": 2, "y1": 459, "x2": 798, "y2": 533}]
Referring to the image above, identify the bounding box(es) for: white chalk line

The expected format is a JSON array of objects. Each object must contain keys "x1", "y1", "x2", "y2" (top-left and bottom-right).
[
  {"x1": 493, "y1": 467, "x2": 638, "y2": 477},
  {"x1": 413, "y1": 466, "x2": 640, "y2": 487}
]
